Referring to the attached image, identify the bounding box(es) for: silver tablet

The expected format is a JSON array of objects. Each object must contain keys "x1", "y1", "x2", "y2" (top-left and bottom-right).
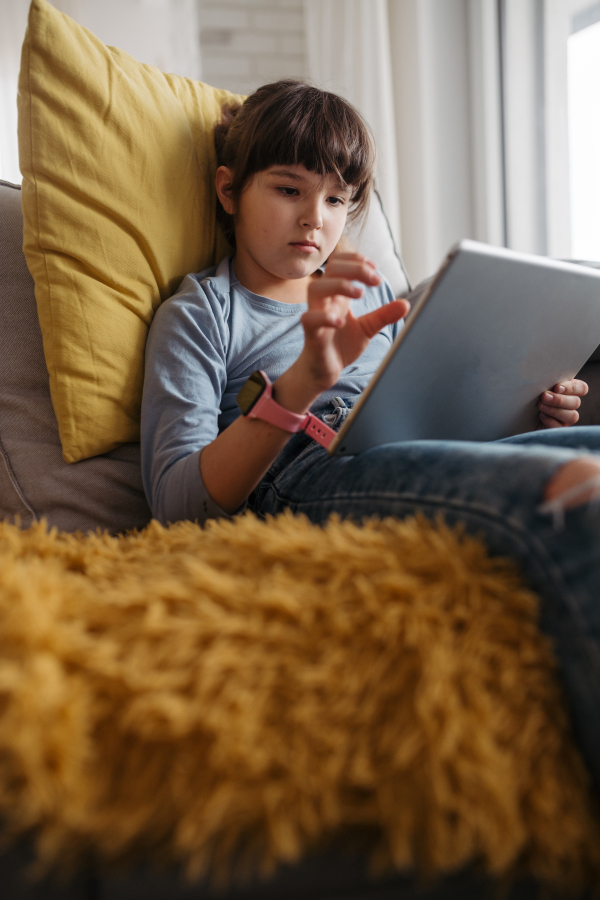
[{"x1": 329, "y1": 239, "x2": 600, "y2": 456}]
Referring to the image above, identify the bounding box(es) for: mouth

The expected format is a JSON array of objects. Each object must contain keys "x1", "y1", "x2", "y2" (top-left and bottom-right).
[{"x1": 290, "y1": 241, "x2": 319, "y2": 253}]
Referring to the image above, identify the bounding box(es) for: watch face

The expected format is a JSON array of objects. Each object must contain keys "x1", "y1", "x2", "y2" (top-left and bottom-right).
[{"x1": 237, "y1": 370, "x2": 267, "y2": 414}]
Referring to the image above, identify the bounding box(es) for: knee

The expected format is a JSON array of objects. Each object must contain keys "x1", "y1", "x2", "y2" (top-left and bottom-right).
[{"x1": 544, "y1": 456, "x2": 600, "y2": 509}]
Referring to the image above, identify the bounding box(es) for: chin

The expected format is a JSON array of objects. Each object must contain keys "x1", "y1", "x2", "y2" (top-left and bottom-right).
[{"x1": 281, "y1": 262, "x2": 316, "y2": 280}]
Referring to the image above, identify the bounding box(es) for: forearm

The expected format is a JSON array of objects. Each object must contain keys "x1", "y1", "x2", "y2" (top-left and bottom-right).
[{"x1": 200, "y1": 356, "x2": 324, "y2": 514}]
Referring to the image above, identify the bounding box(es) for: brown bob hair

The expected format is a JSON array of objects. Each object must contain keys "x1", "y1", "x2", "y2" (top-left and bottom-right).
[{"x1": 214, "y1": 79, "x2": 375, "y2": 247}]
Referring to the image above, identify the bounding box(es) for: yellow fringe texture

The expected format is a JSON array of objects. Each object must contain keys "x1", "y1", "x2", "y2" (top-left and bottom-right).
[{"x1": 0, "y1": 512, "x2": 598, "y2": 891}]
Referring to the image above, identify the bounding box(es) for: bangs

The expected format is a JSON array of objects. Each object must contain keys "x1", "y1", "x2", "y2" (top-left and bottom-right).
[{"x1": 242, "y1": 87, "x2": 373, "y2": 200}]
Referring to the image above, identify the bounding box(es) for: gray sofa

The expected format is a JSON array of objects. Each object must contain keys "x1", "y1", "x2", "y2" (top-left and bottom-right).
[
  {"x1": 1, "y1": 177, "x2": 599, "y2": 899},
  {"x1": 0, "y1": 180, "x2": 151, "y2": 534}
]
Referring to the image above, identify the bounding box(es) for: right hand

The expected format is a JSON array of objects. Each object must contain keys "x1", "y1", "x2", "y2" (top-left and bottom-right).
[
  {"x1": 299, "y1": 251, "x2": 410, "y2": 392},
  {"x1": 537, "y1": 379, "x2": 588, "y2": 428}
]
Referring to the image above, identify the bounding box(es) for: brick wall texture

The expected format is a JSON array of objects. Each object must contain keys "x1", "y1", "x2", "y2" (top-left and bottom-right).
[{"x1": 198, "y1": 0, "x2": 309, "y2": 97}]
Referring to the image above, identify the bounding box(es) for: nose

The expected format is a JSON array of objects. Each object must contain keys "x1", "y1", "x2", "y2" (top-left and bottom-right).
[{"x1": 300, "y1": 195, "x2": 323, "y2": 230}]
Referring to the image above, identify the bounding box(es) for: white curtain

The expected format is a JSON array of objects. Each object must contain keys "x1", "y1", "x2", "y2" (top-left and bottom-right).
[
  {"x1": 0, "y1": 0, "x2": 202, "y2": 184},
  {"x1": 303, "y1": 0, "x2": 401, "y2": 248},
  {"x1": 0, "y1": 0, "x2": 30, "y2": 184},
  {"x1": 387, "y1": 0, "x2": 506, "y2": 284}
]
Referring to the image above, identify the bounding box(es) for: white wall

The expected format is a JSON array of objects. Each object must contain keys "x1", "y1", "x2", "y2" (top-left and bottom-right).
[
  {"x1": 198, "y1": 0, "x2": 309, "y2": 97},
  {"x1": 0, "y1": 0, "x2": 202, "y2": 185},
  {"x1": 63, "y1": 0, "x2": 203, "y2": 80}
]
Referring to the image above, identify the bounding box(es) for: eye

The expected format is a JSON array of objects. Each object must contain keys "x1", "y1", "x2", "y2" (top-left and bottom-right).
[
  {"x1": 327, "y1": 196, "x2": 346, "y2": 207},
  {"x1": 277, "y1": 186, "x2": 299, "y2": 196}
]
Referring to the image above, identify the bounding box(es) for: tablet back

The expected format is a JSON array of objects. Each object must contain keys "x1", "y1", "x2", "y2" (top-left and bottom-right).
[{"x1": 330, "y1": 240, "x2": 600, "y2": 456}]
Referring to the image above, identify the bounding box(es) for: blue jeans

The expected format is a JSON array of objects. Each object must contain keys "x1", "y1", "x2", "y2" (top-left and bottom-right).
[{"x1": 249, "y1": 406, "x2": 600, "y2": 791}]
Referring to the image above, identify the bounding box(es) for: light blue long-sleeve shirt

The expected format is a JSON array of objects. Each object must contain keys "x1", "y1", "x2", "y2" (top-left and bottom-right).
[{"x1": 141, "y1": 256, "x2": 399, "y2": 525}]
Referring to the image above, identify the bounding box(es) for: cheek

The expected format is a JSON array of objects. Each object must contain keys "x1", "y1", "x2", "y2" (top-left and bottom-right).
[
  {"x1": 258, "y1": 203, "x2": 291, "y2": 235},
  {"x1": 324, "y1": 208, "x2": 348, "y2": 240}
]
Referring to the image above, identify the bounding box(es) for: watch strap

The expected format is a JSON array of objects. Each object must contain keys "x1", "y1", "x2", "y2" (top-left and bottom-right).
[
  {"x1": 248, "y1": 380, "x2": 308, "y2": 431},
  {"x1": 246, "y1": 374, "x2": 336, "y2": 449},
  {"x1": 301, "y1": 412, "x2": 336, "y2": 449}
]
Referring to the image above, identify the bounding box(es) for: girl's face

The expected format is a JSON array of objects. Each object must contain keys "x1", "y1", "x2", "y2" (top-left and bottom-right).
[{"x1": 216, "y1": 163, "x2": 352, "y2": 286}]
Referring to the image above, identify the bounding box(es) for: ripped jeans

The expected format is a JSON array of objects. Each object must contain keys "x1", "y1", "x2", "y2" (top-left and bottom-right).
[{"x1": 248, "y1": 400, "x2": 600, "y2": 790}]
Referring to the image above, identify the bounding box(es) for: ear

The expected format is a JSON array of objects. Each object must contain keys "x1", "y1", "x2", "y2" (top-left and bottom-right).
[{"x1": 215, "y1": 166, "x2": 235, "y2": 215}]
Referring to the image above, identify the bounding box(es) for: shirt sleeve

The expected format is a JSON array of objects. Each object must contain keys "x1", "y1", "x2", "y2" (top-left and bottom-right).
[{"x1": 141, "y1": 273, "x2": 240, "y2": 525}]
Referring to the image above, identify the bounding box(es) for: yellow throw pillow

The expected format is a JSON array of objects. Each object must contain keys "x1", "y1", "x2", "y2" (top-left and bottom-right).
[{"x1": 18, "y1": 0, "x2": 243, "y2": 463}]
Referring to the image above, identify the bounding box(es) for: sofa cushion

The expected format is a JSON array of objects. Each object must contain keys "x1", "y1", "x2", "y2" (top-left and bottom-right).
[
  {"x1": 0, "y1": 180, "x2": 151, "y2": 534},
  {"x1": 345, "y1": 189, "x2": 410, "y2": 297},
  {"x1": 18, "y1": 0, "x2": 243, "y2": 463}
]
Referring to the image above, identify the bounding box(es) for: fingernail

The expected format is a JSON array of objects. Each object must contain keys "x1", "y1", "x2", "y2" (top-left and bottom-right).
[
  {"x1": 544, "y1": 392, "x2": 553, "y2": 402},
  {"x1": 557, "y1": 385, "x2": 566, "y2": 393}
]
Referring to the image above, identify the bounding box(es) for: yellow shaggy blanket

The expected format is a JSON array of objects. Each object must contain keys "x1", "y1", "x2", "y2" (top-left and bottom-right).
[{"x1": 0, "y1": 512, "x2": 598, "y2": 891}]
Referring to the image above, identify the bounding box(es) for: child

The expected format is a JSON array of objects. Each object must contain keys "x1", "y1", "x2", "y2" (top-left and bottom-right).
[{"x1": 142, "y1": 80, "x2": 600, "y2": 787}]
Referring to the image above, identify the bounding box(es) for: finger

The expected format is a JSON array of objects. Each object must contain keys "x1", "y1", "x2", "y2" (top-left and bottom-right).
[
  {"x1": 323, "y1": 259, "x2": 381, "y2": 287},
  {"x1": 539, "y1": 391, "x2": 581, "y2": 411},
  {"x1": 553, "y1": 379, "x2": 589, "y2": 396},
  {"x1": 327, "y1": 250, "x2": 375, "y2": 267},
  {"x1": 538, "y1": 404, "x2": 579, "y2": 426},
  {"x1": 539, "y1": 411, "x2": 568, "y2": 429},
  {"x1": 308, "y1": 279, "x2": 363, "y2": 305},
  {"x1": 301, "y1": 308, "x2": 346, "y2": 332},
  {"x1": 357, "y1": 300, "x2": 410, "y2": 339}
]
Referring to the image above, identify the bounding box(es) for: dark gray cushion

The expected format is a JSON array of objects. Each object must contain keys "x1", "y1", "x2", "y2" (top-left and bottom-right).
[
  {"x1": 562, "y1": 262, "x2": 600, "y2": 420},
  {"x1": 568, "y1": 261, "x2": 600, "y2": 362},
  {"x1": 0, "y1": 180, "x2": 151, "y2": 534}
]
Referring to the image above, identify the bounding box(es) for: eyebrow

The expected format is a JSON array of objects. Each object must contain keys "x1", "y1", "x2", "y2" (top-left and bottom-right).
[
  {"x1": 265, "y1": 168, "x2": 306, "y2": 182},
  {"x1": 265, "y1": 168, "x2": 352, "y2": 193}
]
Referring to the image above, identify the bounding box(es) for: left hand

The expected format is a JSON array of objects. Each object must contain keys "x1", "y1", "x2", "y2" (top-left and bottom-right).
[{"x1": 537, "y1": 379, "x2": 588, "y2": 428}]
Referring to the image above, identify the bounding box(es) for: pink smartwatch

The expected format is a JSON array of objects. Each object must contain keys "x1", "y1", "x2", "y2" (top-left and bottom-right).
[{"x1": 236, "y1": 370, "x2": 336, "y2": 450}]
